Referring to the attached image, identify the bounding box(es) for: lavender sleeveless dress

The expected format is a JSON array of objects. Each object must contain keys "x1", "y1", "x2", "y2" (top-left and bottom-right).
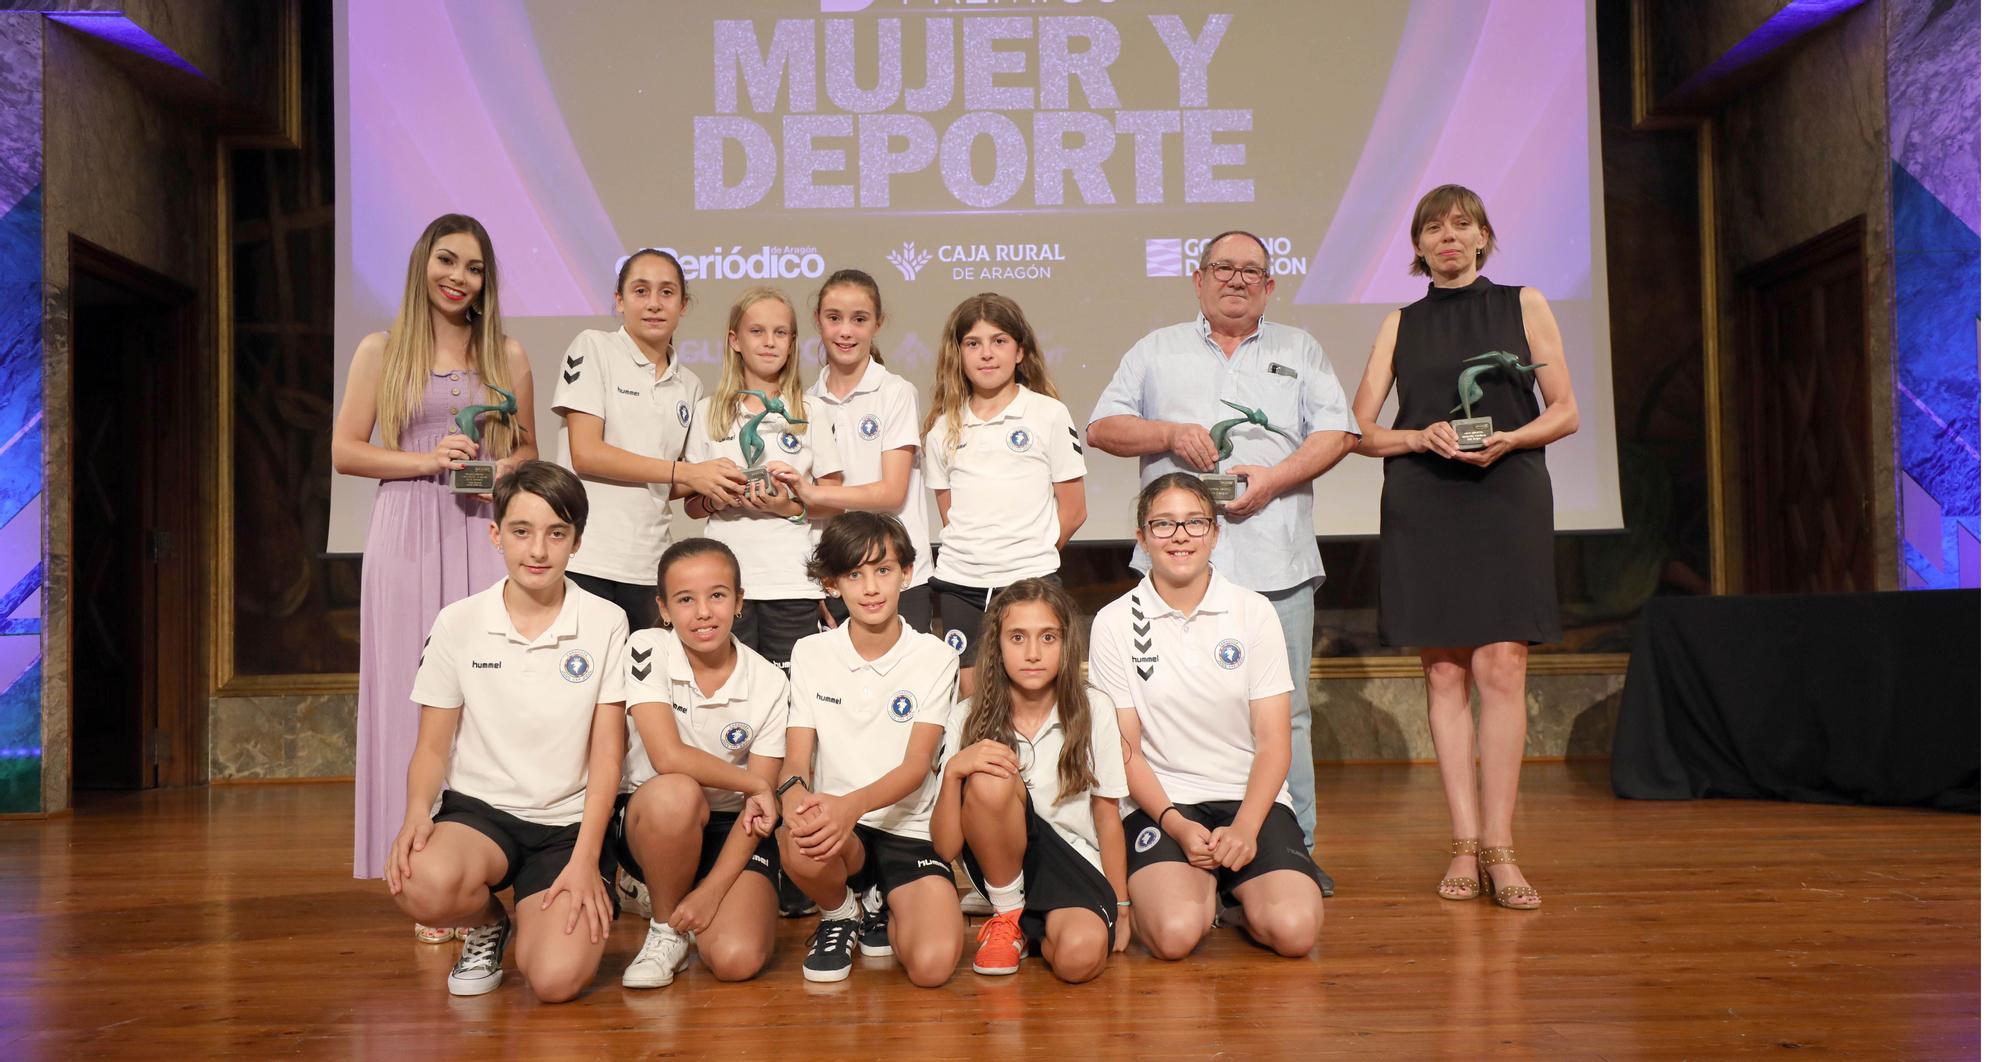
[{"x1": 353, "y1": 370, "x2": 506, "y2": 877}]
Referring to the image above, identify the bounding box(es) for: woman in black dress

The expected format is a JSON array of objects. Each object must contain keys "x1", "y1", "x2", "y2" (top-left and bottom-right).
[{"x1": 1350, "y1": 185, "x2": 1578, "y2": 910}]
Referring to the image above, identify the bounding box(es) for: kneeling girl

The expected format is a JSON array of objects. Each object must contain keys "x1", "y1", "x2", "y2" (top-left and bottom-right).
[
  {"x1": 778, "y1": 512, "x2": 963, "y2": 986},
  {"x1": 1087, "y1": 472, "x2": 1323, "y2": 960},
  {"x1": 931, "y1": 578, "x2": 1130, "y2": 982},
  {"x1": 612, "y1": 538, "x2": 788, "y2": 988}
]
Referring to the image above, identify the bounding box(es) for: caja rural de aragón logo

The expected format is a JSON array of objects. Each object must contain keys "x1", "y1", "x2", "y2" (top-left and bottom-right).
[{"x1": 887, "y1": 240, "x2": 1067, "y2": 282}]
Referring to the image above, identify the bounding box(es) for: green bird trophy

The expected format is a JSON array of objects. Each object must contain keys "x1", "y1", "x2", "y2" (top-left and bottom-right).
[
  {"x1": 735, "y1": 389, "x2": 808, "y2": 497},
  {"x1": 1199, "y1": 400, "x2": 1294, "y2": 504},
  {"x1": 1448, "y1": 351, "x2": 1544, "y2": 451},
  {"x1": 447, "y1": 385, "x2": 518, "y2": 494}
]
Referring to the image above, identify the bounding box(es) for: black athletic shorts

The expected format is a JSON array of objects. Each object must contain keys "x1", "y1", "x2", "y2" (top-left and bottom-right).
[
  {"x1": 825, "y1": 579, "x2": 934, "y2": 635},
  {"x1": 1123, "y1": 801, "x2": 1316, "y2": 898},
  {"x1": 962, "y1": 802, "x2": 1117, "y2": 954},
  {"x1": 609, "y1": 793, "x2": 782, "y2": 892},
  {"x1": 932, "y1": 574, "x2": 1060, "y2": 667},
  {"x1": 732, "y1": 597, "x2": 824, "y2": 670},
  {"x1": 570, "y1": 572, "x2": 661, "y2": 638},
  {"x1": 434, "y1": 790, "x2": 618, "y2": 916},
  {"x1": 847, "y1": 823, "x2": 954, "y2": 896}
]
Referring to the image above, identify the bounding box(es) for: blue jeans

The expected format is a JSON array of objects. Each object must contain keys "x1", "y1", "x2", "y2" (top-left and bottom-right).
[{"x1": 1262, "y1": 580, "x2": 1317, "y2": 853}]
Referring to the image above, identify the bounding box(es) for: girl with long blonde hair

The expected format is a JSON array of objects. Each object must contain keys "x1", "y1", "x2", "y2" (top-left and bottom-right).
[
  {"x1": 920, "y1": 293, "x2": 1086, "y2": 694},
  {"x1": 331, "y1": 214, "x2": 537, "y2": 940},
  {"x1": 681, "y1": 287, "x2": 835, "y2": 669},
  {"x1": 930, "y1": 578, "x2": 1130, "y2": 981}
]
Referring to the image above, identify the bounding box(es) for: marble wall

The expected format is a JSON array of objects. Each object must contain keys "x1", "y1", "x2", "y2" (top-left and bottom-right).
[
  {"x1": 1886, "y1": 0, "x2": 1980, "y2": 589},
  {"x1": 210, "y1": 692, "x2": 355, "y2": 780},
  {"x1": 0, "y1": 13, "x2": 45, "y2": 814}
]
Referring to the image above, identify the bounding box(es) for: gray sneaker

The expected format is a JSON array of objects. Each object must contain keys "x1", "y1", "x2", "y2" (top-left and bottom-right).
[{"x1": 448, "y1": 913, "x2": 511, "y2": 997}]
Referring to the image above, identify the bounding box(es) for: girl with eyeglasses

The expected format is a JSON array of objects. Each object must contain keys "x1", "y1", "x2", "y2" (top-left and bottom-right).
[
  {"x1": 930, "y1": 578, "x2": 1130, "y2": 981},
  {"x1": 1087, "y1": 472, "x2": 1323, "y2": 961}
]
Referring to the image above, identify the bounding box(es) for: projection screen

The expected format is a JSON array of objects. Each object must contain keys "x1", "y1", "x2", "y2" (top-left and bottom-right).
[{"x1": 331, "y1": 0, "x2": 1620, "y2": 552}]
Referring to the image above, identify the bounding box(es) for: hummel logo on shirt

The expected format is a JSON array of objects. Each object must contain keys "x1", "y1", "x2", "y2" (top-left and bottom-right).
[
  {"x1": 471, "y1": 661, "x2": 502, "y2": 669},
  {"x1": 616, "y1": 386, "x2": 641, "y2": 396},
  {"x1": 815, "y1": 692, "x2": 843, "y2": 705}
]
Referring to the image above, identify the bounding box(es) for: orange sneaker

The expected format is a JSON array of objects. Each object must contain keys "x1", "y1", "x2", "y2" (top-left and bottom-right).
[{"x1": 972, "y1": 909, "x2": 1026, "y2": 975}]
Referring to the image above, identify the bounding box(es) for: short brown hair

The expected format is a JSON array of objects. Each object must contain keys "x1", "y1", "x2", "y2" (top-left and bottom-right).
[
  {"x1": 809, "y1": 511, "x2": 915, "y2": 581},
  {"x1": 1135, "y1": 471, "x2": 1217, "y2": 525},
  {"x1": 1407, "y1": 184, "x2": 1497, "y2": 276},
  {"x1": 494, "y1": 459, "x2": 589, "y2": 535}
]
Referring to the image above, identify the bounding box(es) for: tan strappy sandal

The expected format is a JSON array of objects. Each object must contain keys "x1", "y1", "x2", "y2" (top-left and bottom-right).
[
  {"x1": 1437, "y1": 838, "x2": 1482, "y2": 900},
  {"x1": 1477, "y1": 846, "x2": 1542, "y2": 910}
]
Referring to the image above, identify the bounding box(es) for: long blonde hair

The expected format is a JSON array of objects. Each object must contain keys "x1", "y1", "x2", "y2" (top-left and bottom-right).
[
  {"x1": 377, "y1": 214, "x2": 519, "y2": 456},
  {"x1": 706, "y1": 287, "x2": 807, "y2": 442},
  {"x1": 962, "y1": 579, "x2": 1098, "y2": 802},
  {"x1": 922, "y1": 293, "x2": 1059, "y2": 459}
]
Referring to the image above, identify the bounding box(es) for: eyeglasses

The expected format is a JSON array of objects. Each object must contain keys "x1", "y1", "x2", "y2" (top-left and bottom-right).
[
  {"x1": 1203, "y1": 262, "x2": 1270, "y2": 284},
  {"x1": 1145, "y1": 517, "x2": 1215, "y2": 539}
]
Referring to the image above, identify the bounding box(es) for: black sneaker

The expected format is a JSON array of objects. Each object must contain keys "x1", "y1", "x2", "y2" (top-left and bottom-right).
[
  {"x1": 1312, "y1": 860, "x2": 1336, "y2": 898},
  {"x1": 778, "y1": 870, "x2": 818, "y2": 919},
  {"x1": 802, "y1": 917, "x2": 862, "y2": 983},
  {"x1": 858, "y1": 893, "x2": 893, "y2": 957}
]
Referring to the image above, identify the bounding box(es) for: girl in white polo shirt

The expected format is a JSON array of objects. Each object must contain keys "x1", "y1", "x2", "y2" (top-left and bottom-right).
[
  {"x1": 552, "y1": 249, "x2": 747, "y2": 632},
  {"x1": 385, "y1": 461, "x2": 630, "y2": 1003},
  {"x1": 610, "y1": 538, "x2": 788, "y2": 989},
  {"x1": 683, "y1": 288, "x2": 839, "y2": 671},
  {"x1": 921, "y1": 293, "x2": 1087, "y2": 693},
  {"x1": 778, "y1": 512, "x2": 962, "y2": 986},
  {"x1": 1087, "y1": 472, "x2": 1323, "y2": 961},
  {"x1": 931, "y1": 578, "x2": 1130, "y2": 982},
  {"x1": 770, "y1": 269, "x2": 934, "y2": 632}
]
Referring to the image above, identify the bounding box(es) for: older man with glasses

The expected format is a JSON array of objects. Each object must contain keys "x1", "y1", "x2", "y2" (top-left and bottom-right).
[{"x1": 1086, "y1": 230, "x2": 1357, "y2": 897}]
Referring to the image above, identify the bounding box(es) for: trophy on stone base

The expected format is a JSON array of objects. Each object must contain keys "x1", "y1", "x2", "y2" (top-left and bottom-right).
[
  {"x1": 735, "y1": 389, "x2": 808, "y2": 499},
  {"x1": 1199, "y1": 400, "x2": 1294, "y2": 504},
  {"x1": 447, "y1": 386, "x2": 518, "y2": 494},
  {"x1": 1449, "y1": 351, "x2": 1544, "y2": 451}
]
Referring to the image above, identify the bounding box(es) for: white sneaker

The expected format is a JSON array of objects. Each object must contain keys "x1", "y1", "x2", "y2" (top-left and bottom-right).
[
  {"x1": 622, "y1": 923, "x2": 693, "y2": 989},
  {"x1": 616, "y1": 870, "x2": 653, "y2": 920},
  {"x1": 448, "y1": 914, "x2": 510, "y2": 997},
  {"x1": 959, "y1": 889, "x2": 994, "y2": 916}
]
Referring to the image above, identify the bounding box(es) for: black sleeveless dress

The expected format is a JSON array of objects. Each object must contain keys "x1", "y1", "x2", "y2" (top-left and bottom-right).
[{"x1": 1378, "y1": 277, "x2": 1560, "y2": 647}]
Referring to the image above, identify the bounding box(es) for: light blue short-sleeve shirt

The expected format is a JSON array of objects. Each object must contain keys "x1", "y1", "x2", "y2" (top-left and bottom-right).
[{"x1": 1088, "y1": 315, "x2": 1359, "y2": 592}]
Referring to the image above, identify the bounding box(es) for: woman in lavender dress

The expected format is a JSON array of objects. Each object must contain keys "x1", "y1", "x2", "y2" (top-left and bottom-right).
[{"x1": 332, "y1": 214, "x2": 537, "y2": 939}]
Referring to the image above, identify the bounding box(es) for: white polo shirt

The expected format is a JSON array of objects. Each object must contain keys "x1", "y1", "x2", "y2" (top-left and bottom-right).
[
  {"x1": 411, "y1": 578, "x2": 630, "y2": 826},
  {"x1": 551, "y1": 327, "x2": 704, "y2": 586},
  {"x1": 684, "y1": 394, "x2": 841, "y2": 600},
  {"x1": 619, "y1": 628, "x2": 789, "y2": 813},
  {"x1": 787, "y1": 620, "x2": 959, "y2": 840},
  {"x1": 922, "y1": 388, "x2": 1087, "y2": 587},
  {"x1": 939, "y1": 686, "x2": 1129, "y2": 873},
  {"x1": 1086, "y1": 568, "x2": 1293, "y2": 811},
  {"x1": 807, "y1": 361, "x2": 934, "y2": 585}
]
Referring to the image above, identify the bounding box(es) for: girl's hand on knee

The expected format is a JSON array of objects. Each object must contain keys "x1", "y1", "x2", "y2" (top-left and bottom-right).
[
  {"x1": 946, "y1": 740, "x2": 1019, "y2": 783},
  {"x1": 544, "y1": 857, "x2": 612, "y2": 944},
  {"x1": 667, "y1": 882, "x2": 725, "y2": 935},
  {"x1": 386, "y1": 816, "x2": 433, "y2": 895},
  {"x1": 1113, "y1": 908, "x2": 1132, "y2": 953},
  {"x1": 796, "y1": 794, "x2": 859, "y2": 861}
]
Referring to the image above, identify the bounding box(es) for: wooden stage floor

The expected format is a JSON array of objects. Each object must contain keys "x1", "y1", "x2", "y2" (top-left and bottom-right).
[{"x1": 0, "y1": 762, "x2": 1977, "y2": 1058}]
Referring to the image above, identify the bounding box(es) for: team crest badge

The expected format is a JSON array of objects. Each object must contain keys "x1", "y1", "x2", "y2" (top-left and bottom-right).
[
  {"x1": 1215, "y1": 639, "x2": 1244, "y2": 670},
  {"x1": 779, "y1": 431, "x2": 802, "y2": 453},
  {"x1": 722, "y1": 721, "x2": 752, "y2": 751},
  {"x1": 561, "y1": 649, "x2": 595, "y2": 683},
  {"x1": 677, "y1": 401, "x2": 691, "y2": 426},
  {"x1": 1007, "y1": 428, "x2": 1031, "y2": 452},
  {"x1": 859, "y1": 414, "x2": 880, "y2": 440},
  {"x1": 1135, "y1": 826, "x2": 1162, "y2": 853},
  {"x1": 889, "y1": 690, "x2": 916, "y2": 722},
  {"x1": 944, "y1": 629, "x2": 967, "y2": 654}
]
